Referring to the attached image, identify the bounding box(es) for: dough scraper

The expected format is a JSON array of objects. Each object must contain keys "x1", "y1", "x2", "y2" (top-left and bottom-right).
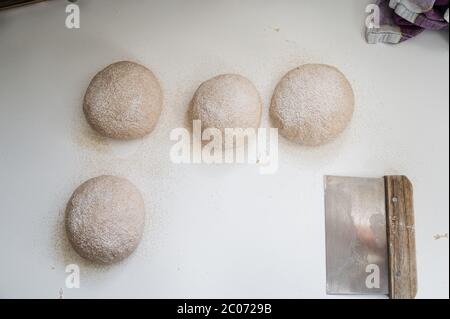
[{"x1": 324, "y1": 175, "x2": 417, "y2": 299}]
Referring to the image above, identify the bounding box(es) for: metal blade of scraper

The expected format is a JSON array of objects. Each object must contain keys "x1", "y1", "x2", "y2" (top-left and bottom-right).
[{"x1": 325, "y1": 176, "x2": 389, "y2": 295}]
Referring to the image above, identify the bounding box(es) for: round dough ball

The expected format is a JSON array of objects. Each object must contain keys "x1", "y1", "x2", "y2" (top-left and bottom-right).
[
  {"x1": 270, "y1": 64, "x2": 354, "y2": 146},
  {"x1": 83, "y1": 61, "x2": 163, "y2": 140},
  {"x1": 191, "y1": 74, "x2": 262, "y2": 134},
  {"x1": 65, "y1": 175, "x2": 145, "y2": 264}
]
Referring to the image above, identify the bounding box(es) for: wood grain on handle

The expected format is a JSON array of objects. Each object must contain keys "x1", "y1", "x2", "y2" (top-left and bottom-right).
[{"x1": 384, "y1": 176, "x2": 417, "y2": 299}]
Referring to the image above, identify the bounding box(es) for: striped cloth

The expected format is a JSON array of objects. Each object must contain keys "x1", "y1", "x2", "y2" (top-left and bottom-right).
[{"x1": 366, "y1": 0, "x2": 449, "y2": 44}]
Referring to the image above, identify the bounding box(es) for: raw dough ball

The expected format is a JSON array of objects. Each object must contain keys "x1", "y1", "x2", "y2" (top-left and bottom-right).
[
  {"x1": 191, "y1": 74, "x2": 262, "y2": 134},
  {"x1": 270, "y1": 64, "x2": 354, "y2": 146},
  {"x1": 65, "y1": 175, "x2": 145, "y2": 264},
  {"x1": 83, "y1": 61, "x2": 163, "y2": 140}
]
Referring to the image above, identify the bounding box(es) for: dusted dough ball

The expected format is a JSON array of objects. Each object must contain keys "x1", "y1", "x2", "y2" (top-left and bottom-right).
[
  {"x1": 191, "y1": 74, "x2": 262, "y2": 134},
  {"x1": 83, "y1": 61, "x2": 163, "y2": 140},
  {"x1": 65, "y1": 175, "x2": 145, "y2": 264},
  {"x1": 270, "y1": 64, "x2": 354, "y2": 146}
]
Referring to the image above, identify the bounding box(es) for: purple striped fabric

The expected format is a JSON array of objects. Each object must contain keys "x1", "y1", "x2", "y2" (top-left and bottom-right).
[{"x1": 366, "y1": 0, "x2": 449, "y2": 44}]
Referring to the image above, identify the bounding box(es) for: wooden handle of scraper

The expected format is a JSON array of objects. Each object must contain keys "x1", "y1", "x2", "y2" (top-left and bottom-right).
[{"x1": 384, "y1": 176, "x2": 417, "y2": 299}]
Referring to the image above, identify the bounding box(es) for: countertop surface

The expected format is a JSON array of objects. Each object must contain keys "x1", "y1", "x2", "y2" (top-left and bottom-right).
[{"x1": 0, "y1": 0, "x2": 448, "y2": 299}]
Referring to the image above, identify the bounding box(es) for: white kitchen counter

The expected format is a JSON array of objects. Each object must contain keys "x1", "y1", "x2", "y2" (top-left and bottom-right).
[{"x1": 0, "y1": 0, "x2": 448, "y2": 299}]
